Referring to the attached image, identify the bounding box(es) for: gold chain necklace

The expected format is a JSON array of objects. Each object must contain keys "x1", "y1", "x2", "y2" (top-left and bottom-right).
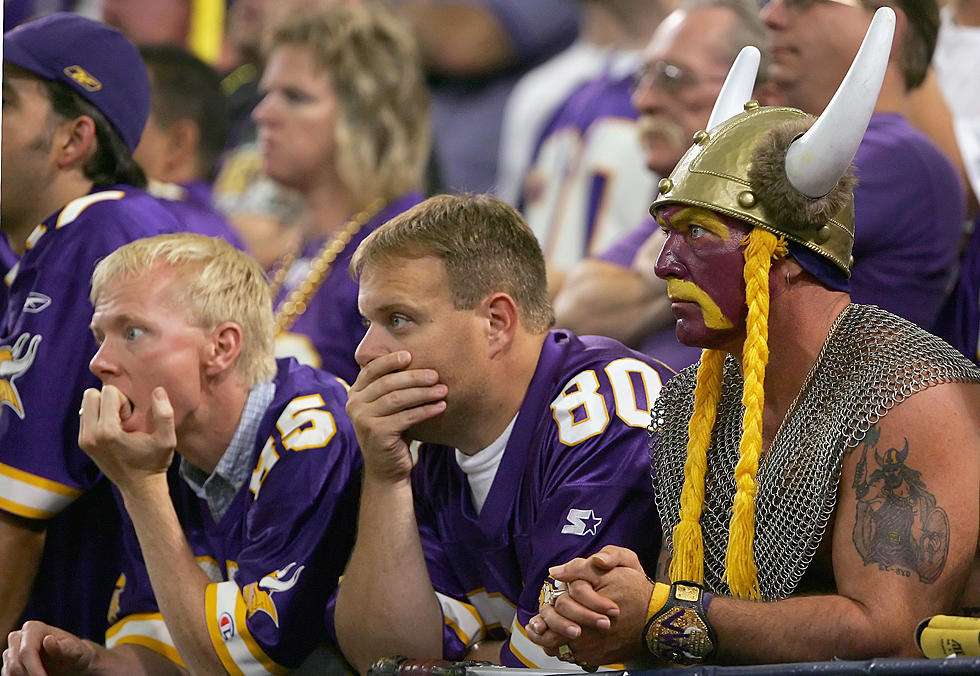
[{"x1": 272, "y1": 199, "x2": 384, "y2": 334}]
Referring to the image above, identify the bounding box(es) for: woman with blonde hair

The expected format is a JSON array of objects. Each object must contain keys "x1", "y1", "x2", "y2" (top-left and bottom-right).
[{"x1": 254, "y1": 2, "x2": 429, "y2": 382}]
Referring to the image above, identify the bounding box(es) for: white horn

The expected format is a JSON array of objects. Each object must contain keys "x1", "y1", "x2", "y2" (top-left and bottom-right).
[
  {"x1": 785, "y1": 7, "x2": 896, "y2": 198},
  {"x1": 706, "y1": 45, "x2": 761, "y2": 131}
]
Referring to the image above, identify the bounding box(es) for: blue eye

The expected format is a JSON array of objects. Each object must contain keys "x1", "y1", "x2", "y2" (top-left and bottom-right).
[
  {"x1": 389, "y1": 314, "x2": 412, "y2": 330},
  {"x1": 125, "y1": 327, "x2": 144, "y2": 341},
  {"x1": 689, "y1": 225, "x2": 707, "y2": 239}
]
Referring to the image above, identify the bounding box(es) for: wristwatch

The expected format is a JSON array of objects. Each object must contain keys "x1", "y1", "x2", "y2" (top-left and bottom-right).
[{"x1": 642, "y1": 580, "x2": 717, "y2": 665}]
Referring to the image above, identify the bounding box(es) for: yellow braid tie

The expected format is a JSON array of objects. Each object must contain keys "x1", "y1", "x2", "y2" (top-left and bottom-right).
[
  {"x1": 670, "y1": 349, "x2": 725, "y2": 584},
  {"x1": 723, "y1": 229, "x2": 786, "y2": 600}
]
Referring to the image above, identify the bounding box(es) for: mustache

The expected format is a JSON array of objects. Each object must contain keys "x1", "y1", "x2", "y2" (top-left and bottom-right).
[
  {"x1": 666, "y1": 279, "x2": 735, "y2": 330},
  {"x1": 637, "y1": 114, "x2": 688, "y2": 150}
]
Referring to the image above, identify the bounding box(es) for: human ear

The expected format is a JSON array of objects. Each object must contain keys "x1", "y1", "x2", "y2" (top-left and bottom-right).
[
  {"x1": 54, "y1": 115, "x2": 97, "y2": 169},
  {"x1": 484, "y1": 293, "x2": 519, "y2": 358},
  {"x1": 204, "y1": 322, "x2": 244, "y2": 377}
]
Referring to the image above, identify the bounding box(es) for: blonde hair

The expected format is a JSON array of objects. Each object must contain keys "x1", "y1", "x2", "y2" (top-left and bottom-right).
[
  {"x1": 265, "y1": 3, "x2": 430, "y2": 209},
  {"x1": 670, "y1": 227, "x2": 787, "y2": 600},
  {"x1": 351, "y1": 194, "x2": 555, "y2": 333},
  {"x1": 90, "y1": 234, "x2": 277, "y2": 387}
]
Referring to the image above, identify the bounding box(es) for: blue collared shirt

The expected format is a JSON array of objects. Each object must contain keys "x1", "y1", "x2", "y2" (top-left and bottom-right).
[{"x1": 180, "y1": 380, "x2": 276, "y2": 521}]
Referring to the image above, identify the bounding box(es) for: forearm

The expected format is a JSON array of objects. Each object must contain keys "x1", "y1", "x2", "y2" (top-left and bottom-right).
[
  {"x1": 108, "y1": 644, "x2": 188, "y2": 675},
  {"x1": 120, "y1": 478, "x2": 223, "y2": 675},
  {"x1": 711, "y1": 593, "x2": 917, "y2": 664},
  {"x1": 0, "y1": 512, "x2": 46, "y2": 647},
  {"x1": 389, "y1": 2, "x2": 516, "y2": 74},
  {"x1": 335, "y1": 475, "x2": 444, "y2": 674},
  {"x1": 554, "y1": 262, "x2": 671, "y2": 346}
]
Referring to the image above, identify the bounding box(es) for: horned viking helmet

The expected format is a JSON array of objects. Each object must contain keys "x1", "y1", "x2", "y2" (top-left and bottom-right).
[{"x1": 651, "y1": 7, "x2": 897, "y2": 275}]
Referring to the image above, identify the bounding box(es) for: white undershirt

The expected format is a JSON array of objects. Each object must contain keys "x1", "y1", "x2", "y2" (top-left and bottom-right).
[{"x1": 454, "y1": 415, "x2": 517, "y2": 514}]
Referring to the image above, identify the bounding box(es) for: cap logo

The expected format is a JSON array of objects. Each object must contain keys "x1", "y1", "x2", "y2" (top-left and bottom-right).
[{"x1": 63, "y1": 65, "x2": 102, "y2": 92}]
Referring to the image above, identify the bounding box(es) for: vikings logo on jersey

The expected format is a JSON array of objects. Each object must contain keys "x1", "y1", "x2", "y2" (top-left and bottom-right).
[
  {"x1": 0, "y1": 333, "x2": 41, "y2": 419},
  {"x1": 242, "y1": 562, "x2": 305, "y2": 628}
]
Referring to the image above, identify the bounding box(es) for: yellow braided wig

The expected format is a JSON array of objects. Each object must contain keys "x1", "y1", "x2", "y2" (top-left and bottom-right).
[
  {"x1": 669, "y1": 348, "x2": 725, "y2": 584},
  {"x1": 670, "y1": 228, "x2": 787, "y2": 600}
]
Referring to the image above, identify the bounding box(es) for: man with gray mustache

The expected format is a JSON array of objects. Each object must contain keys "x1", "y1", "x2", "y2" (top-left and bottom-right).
[{"x1": 553, "y1": 0, "x2": 778, "y2": 372}]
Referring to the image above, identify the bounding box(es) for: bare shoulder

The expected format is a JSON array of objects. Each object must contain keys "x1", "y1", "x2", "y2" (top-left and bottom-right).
[{"x1": 833, "y1": 380, "x2": 980, "y2": 611}]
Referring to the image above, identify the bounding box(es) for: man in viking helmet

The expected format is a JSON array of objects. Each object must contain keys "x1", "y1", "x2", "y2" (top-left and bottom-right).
[{"x1": 526, "y1": 8, "x2": 980, "y2": 666}]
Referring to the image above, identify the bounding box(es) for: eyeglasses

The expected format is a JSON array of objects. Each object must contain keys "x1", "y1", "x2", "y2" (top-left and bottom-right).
[
  {"x1": 631, "y1": 61, "x2": 724, "y2": 96},
  {"x1": 773, "y1": 0, "x2": 865, "y2": 10}
]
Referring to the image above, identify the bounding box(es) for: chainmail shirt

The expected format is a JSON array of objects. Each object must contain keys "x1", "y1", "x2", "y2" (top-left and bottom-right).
[{"x1": 650, "y1": 304, "x2": 980, "y2": 600}]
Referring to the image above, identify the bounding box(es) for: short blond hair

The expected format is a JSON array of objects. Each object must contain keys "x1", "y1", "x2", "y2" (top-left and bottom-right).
[
  {"x1": 90, "y1": 234, "x2": 277, "y2": 387},
  {"x1": 351, "y1": 194, "x2": 555, "y2": 333},
  {"x1": 265, "y1": 3, "x2": 430, "y2": 209}
]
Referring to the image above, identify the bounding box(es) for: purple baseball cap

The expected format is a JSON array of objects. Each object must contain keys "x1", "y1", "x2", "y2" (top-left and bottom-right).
[{"x1": 3, "y1": 12, "x2": 150, "y2": 153}]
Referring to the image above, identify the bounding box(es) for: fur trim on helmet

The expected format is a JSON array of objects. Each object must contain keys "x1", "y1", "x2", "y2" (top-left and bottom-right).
[{"x1": 747, "y1": 117, "x2": 857, "y2": 233}]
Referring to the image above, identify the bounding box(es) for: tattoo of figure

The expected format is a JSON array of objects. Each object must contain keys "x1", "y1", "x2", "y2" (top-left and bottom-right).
[{"x1": 852, "y1": 425, "x2": 949, "y2": 583}]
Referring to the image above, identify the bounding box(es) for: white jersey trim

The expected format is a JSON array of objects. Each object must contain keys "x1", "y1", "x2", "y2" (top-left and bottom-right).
[
  {"x1": 435, "y1": 590, "x2": 485, "y2": 647},
  {"x1": 0, "y1": 463, "x2": 81, "y2": 519},
  {"x1": 105, "y1": 612, "x2": 185, "y2": 668}
]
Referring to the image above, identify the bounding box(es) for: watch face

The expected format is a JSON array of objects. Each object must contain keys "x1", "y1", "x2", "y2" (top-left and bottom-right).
[
  {"x1": 674, "y1": 583, "x2": 701, "y2": 603},
  {"x1": 648, "y1": 607, "x2": 715, "y2": 665}
]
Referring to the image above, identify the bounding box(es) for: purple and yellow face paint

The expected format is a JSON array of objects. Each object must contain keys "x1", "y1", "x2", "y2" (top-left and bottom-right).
[
  {"x1": 654, "y1": 206, "x2": 753, "y2": 350},
  {"x1": 666, "y1": 279, "x2": 734, "y2": 329}
]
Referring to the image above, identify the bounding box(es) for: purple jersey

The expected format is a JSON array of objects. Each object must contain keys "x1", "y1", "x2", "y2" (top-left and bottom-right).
[
  {"x1": 0, "y1": 187, "x2": 181, "y2": 639},
  {"x1": 410, "y1": 331, "x2": 668, "y2": 668},
  {"x1": 935, "y1": 216, "x2": 980, "y2": 365},
  {"x1": 154, "y1": 180, "x2": 248, "y2": 250},
  {"x1": 106, "y1": 359, "x2": 361, "y2": 672},
  {"x1": 851, "y1": 113, "x2": 965, "y2": 329},
  {"x1": 274, "y1": 193, "x2": 422, "y2": 384},
  {"x1": 521, "y1": 59, "x2": 657, "y2": 269}
]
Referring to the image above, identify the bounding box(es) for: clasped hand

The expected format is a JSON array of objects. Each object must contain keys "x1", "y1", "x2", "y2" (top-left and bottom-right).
[{"x1": 526, "y1": 545, "x2": 654, "y2": 666}]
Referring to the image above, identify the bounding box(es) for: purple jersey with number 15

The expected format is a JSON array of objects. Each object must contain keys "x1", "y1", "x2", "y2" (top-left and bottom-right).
[
  {"x1": 411, "y1": 330, "x2": 670, "y2": 669},
  {"x1": 106, "y1": 359, "x2": 361, "y2": 672},
  {"x1": 0, "y1": 186, "x2": 181, "y2": 640}
]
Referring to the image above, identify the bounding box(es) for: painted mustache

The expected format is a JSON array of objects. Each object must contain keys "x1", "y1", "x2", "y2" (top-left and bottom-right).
[{"x1": 666, "y1": 278, "x2": 734, "y2": 329}]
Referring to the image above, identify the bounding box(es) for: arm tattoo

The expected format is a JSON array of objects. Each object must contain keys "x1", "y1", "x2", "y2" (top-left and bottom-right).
[{"x1": 852, "y1": 425, "x2": 950, "y2": 583}]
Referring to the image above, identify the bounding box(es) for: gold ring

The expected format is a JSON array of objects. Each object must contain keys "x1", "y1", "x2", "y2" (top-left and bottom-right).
[
  {"x1": 539, "y1": 579, "x2": 567, "y2": 607},
  {"x1": 557, "y1": 643, "x2": 575, "y2": 662}
]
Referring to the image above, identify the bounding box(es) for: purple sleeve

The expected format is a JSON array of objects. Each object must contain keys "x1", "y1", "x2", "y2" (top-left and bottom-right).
[
  {"x1": 479, "y1": 0, "x2": 579, "y2": 62},
  {"x1": 414, "y1": 492, "x2": 472, "y2": 660},
  {"x1": 596, "y1": 217, "x2": 658, "y2": 266}
]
